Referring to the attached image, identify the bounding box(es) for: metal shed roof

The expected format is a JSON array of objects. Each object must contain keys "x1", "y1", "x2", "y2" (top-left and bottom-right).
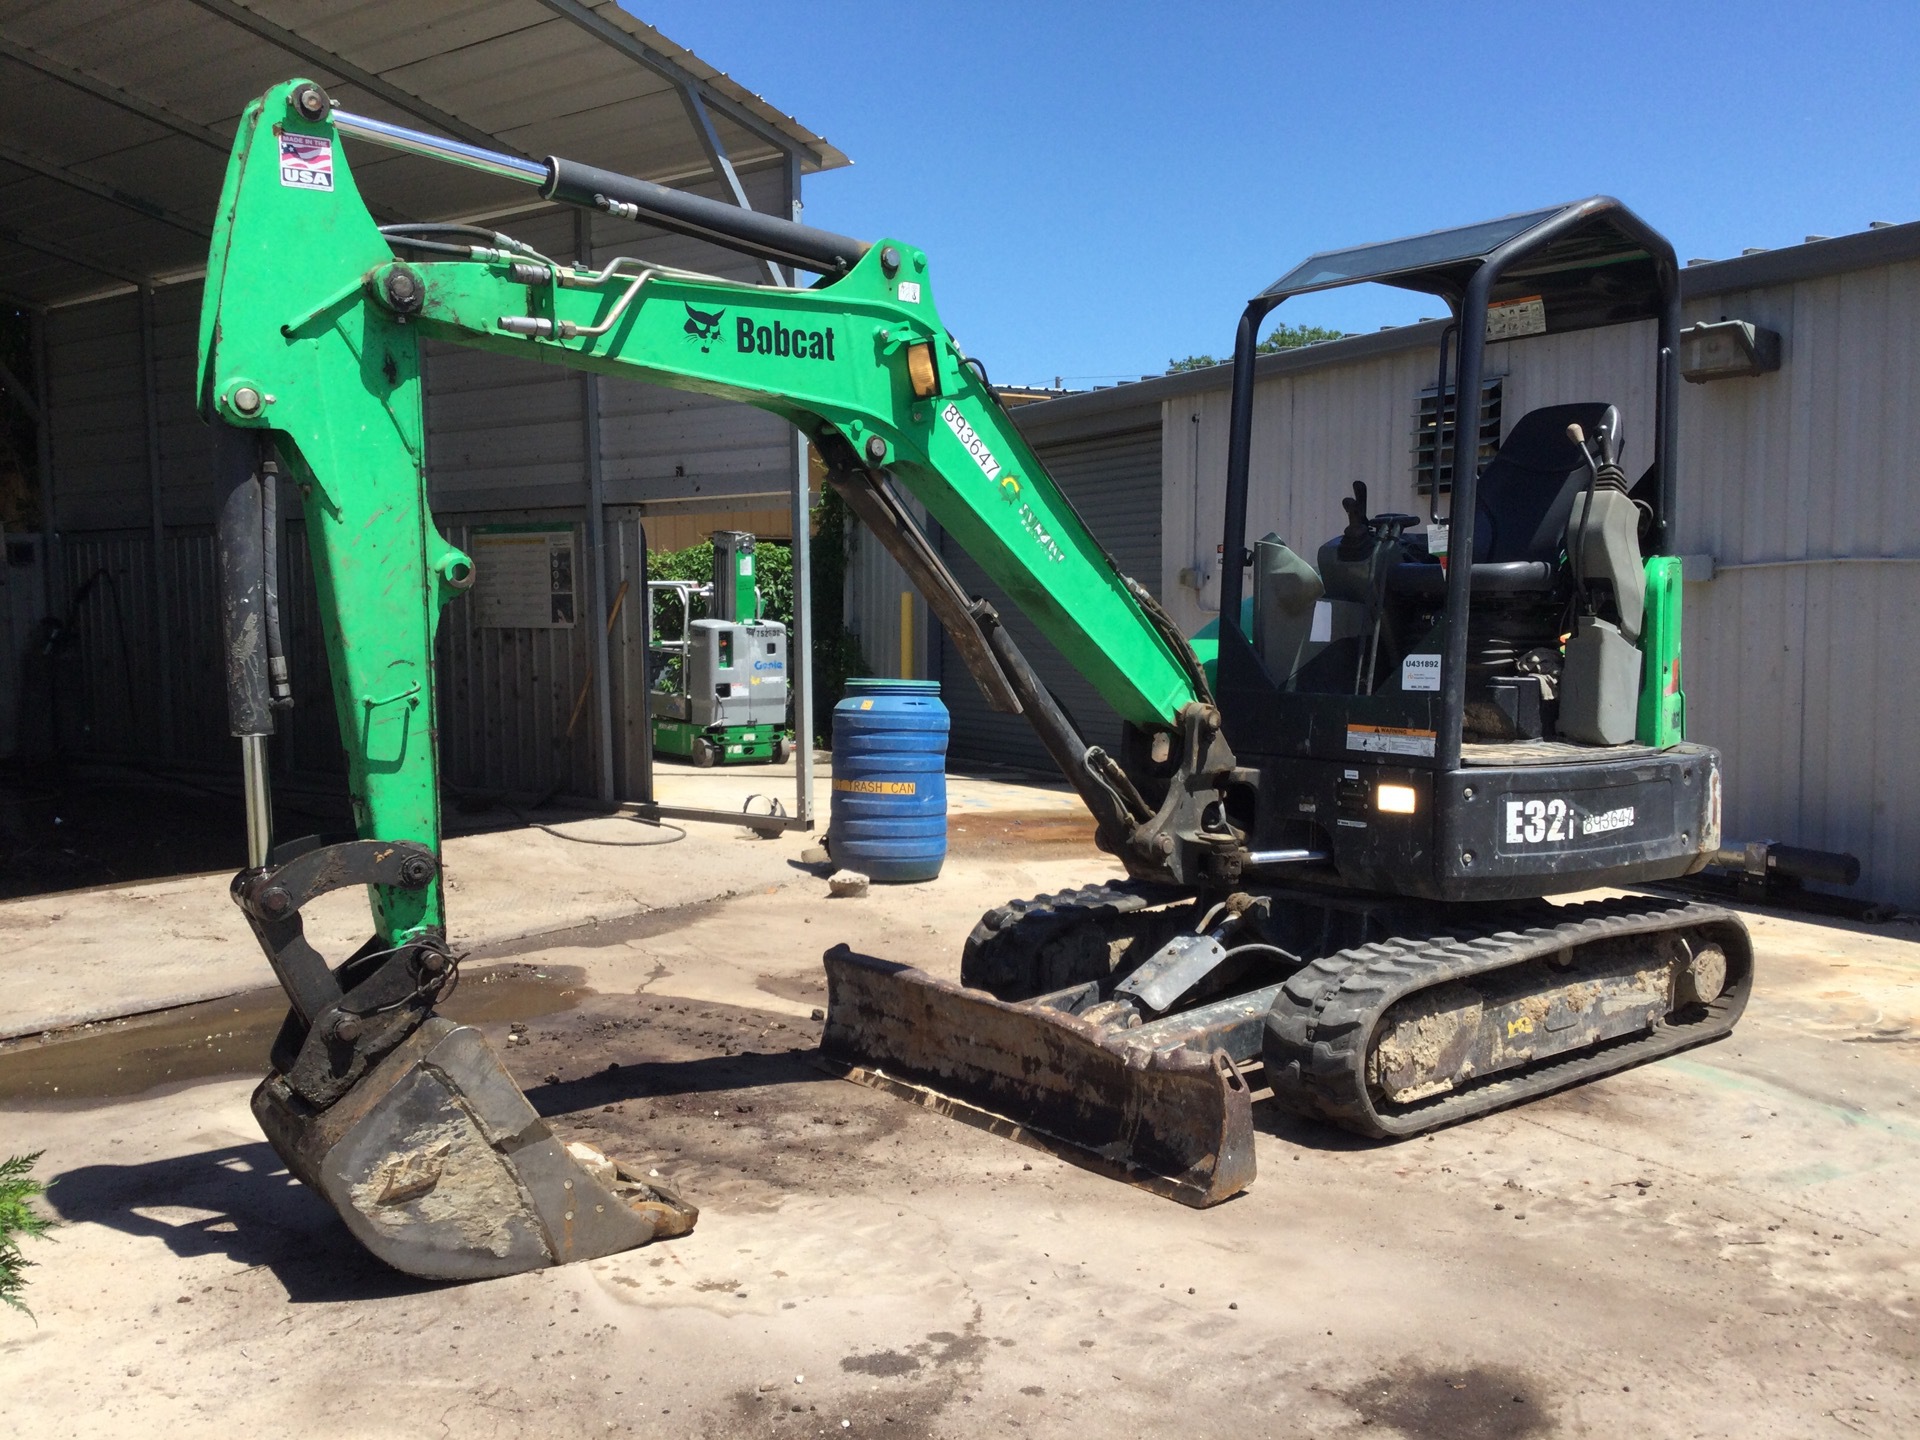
[{"x1": 0, "y1": 0, "x2": 850, "y2": 309}]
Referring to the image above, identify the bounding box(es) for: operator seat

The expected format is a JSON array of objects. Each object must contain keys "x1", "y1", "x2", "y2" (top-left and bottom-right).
[{"x1": 1389, "y1": 400, "x2": 1618, "y2": 598}]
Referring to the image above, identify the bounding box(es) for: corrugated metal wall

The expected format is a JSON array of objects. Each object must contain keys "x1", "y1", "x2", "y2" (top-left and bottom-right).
[
  {"x1": 938, "y1": 418, "x2": 1163, "y2": 771},
  {"x1": 1675, "y1": 263, "x2": 1920, "y2": 909},
  {"x1": 35, "y1": 169, "x2": 808, "y2": 798},
  {"x1": 844, "y1": 486, "x2": 931, "y2": 685}
]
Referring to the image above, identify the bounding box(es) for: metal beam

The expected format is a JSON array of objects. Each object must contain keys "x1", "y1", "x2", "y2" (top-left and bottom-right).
[
  {"x1": 678, "y1": 84, "x2": 783, "y2": 285},
  {"x1": 532, "y1": 0, "x2": 825, "y2": 168},
  {"x1": 0, "y1": 353, "x2": 38, "y2": 423},
  {"x1": 784, "y1": 147, "x2": 815, "y2": 826},
  {"x1": 139, "y1": 285, "x2": 176, "y2": 755},
  {"x1": 0, "y1": 139, "x2": 211, "y2": 239},
  {"x1": 577, "y1": 208, "x2": 617, "y2": 805},
  {"x1": 179, "y1": 0, "x2": 529, "y2": 157},
  {"x1": 0, "y1": 225, "x2": 148, "y2": 288},
  {"x1": 0, "y1": 33, "x2": 230, "y2": 153},
  {"x1": 33, "y1": 307, "x2": 57, "y2": 619}
]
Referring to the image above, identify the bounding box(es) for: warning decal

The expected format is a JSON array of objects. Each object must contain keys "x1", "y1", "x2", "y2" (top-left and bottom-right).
[
  {"x1": 278, "y1": 131, "x2": 334, "y2": 191},
  {"x1": 1347, "y1": 724, "x2": 1437, "y2": 758}
]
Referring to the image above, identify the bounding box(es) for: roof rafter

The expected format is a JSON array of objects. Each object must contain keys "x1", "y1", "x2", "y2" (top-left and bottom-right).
[
  {"x1": 0, "y1": 32, "x2": 231, "y2": 153},
  {"x1": 180, "y1": 0, "x2": 532, "y2": 158},
  {"x1": 0, "y1": 139, "x2": 211, "y2": 239},
  {"x1": 532, "y1": 0, "x2": 823, "y2": 168},
  {"x1": 1, "y1": 224, "x2": 149, "y2": 288}
]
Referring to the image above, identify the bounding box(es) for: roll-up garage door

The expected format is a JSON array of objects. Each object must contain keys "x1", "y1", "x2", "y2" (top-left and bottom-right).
[{"x1": 938, "y1": 423, "x2": 1162, "y2": 771}]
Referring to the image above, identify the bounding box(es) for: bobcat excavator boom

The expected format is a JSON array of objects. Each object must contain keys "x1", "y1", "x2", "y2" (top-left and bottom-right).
[{"x1": 198, "y1": 80, "x2": 1213, "y2": 1277}]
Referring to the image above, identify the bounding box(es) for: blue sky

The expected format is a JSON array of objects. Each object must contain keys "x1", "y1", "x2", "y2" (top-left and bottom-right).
[{"x1": 639, "y1": 1, "x2": 1920, "y2": 387}]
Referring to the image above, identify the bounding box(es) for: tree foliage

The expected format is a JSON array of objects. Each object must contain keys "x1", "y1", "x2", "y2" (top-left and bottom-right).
[
  {"x1": 1166, "y1": 322, "x2": 1347, "y2": 373},
  {"x1": 1, "y1": 1152, "x2": 52, "y2": 1320}
]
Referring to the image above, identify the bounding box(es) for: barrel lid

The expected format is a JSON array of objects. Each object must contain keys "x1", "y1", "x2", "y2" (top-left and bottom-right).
[{"x1": 846, "y1": 677, "x2": 942, "y2": 694}]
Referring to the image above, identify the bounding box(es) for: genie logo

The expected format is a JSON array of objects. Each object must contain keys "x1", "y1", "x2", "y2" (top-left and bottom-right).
[
  {"x1": 752, "y1": 659, "x2": 785, "y2": 672},
  {"x1": 683, "y1": 303, "x2": 725, "y2": 352},
  {"x1": 736, "y1": 314, "x2": 836, "y2": 361}
]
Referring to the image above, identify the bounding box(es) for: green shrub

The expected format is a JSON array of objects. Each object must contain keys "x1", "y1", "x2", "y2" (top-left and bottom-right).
[{"x1": 1, "y1": 1152, "x2": 52, "y2": 1319}]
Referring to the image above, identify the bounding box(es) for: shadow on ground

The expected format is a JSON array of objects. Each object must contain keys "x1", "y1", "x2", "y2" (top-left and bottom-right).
[{"x1": 42, "y1": 1141, "x2": 444, "y2": 1303}]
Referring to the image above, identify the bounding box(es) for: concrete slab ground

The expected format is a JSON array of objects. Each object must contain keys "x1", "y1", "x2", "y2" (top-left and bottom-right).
[
  {"x1": 0, "y1": 756, "x2": 1079, "y2": 1040},
  {"x1": 2, "y1": 769, "x2": 1917, "y2": 1439}
]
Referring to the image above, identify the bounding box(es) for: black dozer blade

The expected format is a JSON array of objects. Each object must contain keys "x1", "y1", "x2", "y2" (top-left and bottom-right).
[
  {"x1": 254, "y1": 1018, "x2": 697, "y2": 1280},
  {"x1": 819, "y1": 945, "x2": 1255, "y2": 1207}
]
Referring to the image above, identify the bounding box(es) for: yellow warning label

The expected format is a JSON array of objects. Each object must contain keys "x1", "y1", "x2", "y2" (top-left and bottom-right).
[{"x1": 832, "y1": 779, "x2": 917, "y2": 795}]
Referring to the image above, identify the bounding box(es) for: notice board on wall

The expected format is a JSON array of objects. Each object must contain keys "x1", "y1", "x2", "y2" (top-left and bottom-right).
[{"x1": 470, "y1": 525, "x2": 577, "y2": 628}]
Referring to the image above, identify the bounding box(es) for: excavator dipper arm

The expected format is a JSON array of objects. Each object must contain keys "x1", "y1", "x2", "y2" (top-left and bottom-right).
[{"x1": 197, "y1": 81, "x2": 1214, "y2": 1277}]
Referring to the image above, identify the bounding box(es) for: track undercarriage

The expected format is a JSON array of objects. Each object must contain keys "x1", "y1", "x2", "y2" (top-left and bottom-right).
[{"x1": 823, "y1": 883, "x2": 1751, "y2": 1204}]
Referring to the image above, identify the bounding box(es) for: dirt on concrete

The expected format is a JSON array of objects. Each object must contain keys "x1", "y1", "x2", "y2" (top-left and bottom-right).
[{"x1": 2, "y1": 796, "x2": 1918, "y2": 1439}]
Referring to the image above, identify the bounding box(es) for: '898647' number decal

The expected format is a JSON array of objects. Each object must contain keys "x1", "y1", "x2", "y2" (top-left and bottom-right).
[{"x1": 1504, "y1": 797, "x2": 1635, "y2": 845}]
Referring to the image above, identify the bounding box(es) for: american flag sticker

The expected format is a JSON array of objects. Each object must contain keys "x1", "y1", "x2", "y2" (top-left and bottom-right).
[{"x1": 278, "y1": 131, "x2": 334, "y2": 191}]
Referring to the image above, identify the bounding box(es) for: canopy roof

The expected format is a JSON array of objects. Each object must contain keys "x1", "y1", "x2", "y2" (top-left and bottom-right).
[
  {"x1": 1262, "y1": 198, "x2": 1673, "y2": 332},
  {"x1": 0, "y1": 0, "x2": 850, "y2": 309}
]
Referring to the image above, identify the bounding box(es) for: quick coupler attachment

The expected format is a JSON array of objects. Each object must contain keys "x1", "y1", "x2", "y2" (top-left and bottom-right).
[{"x1": 235, "y1": 838, "x2": 696, "y2": 1279}]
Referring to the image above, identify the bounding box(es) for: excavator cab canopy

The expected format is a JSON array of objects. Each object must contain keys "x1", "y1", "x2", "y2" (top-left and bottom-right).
[{"x1": 1259, "y1": 196, "x2": 1674, "y2": 335}]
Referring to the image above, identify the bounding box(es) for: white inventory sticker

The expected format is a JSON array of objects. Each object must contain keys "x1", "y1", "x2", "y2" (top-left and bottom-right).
[
  {"x1": 1401, "y1": 653, "x2": 1441, "y2": 692},
  {"x1": 1347, "y1": 724, "x2": 1436, "y2": 758},
  {"x1": 941, "y1": 401, "x2": 1001, "y2": 482},
  {"x1": 278, "y1": 131, "x2": 334, "y2": 191},
  {"x1": 897, "y1": 281, "x2": 922, "y2": 304},
  {"x1": 1485, "y1": 294, "x2": 1545, "y2": 341}
]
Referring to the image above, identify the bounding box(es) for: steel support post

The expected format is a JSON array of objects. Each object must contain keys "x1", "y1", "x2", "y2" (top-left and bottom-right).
[
  {"x1": 139, "y1": 285, "x2": 176, "y2": 756},
  {"x1": 31, "y1": 308, "x2": 56, "y2": 620},
  {"x1": 785, "y1": 149, "x2": 816, "y2": 825},
  {"x1": 577, "y1": 210, "x2": 617, "y2": 804},
  {"x1": 679, "y1": 83, "x2": 787, "y2": 287}
]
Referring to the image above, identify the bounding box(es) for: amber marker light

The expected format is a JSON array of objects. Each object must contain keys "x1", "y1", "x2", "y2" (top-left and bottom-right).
[{"x1": 1376, "y1": 783, "x2": 1418, "y2": 814}]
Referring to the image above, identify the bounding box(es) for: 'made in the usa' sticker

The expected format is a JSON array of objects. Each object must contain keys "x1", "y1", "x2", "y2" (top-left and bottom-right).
[{"x1": 279, "y1": 132, "x2": 334, "y2": 191}]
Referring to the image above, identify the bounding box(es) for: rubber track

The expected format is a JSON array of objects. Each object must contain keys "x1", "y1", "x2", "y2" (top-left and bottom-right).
[
  {"x1": 960, "y1": 880, "x2": 1183, "y2": 997},
  {"x1": 1263, "y1": 895, "x2": 1753, "y2": 1139}
]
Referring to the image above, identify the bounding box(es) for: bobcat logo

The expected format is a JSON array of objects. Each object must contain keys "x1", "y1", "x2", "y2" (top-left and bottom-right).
[{"x1": 683, "y1": 302, "x2": 726, "y2": 352}]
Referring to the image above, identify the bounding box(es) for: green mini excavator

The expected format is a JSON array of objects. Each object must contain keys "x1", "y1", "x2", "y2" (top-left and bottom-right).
[{"x1": 199, "y1": 80, "x2": 1749, "y2": 1277}]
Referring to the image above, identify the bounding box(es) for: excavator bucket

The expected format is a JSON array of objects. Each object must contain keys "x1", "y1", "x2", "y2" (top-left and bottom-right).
[
  {"x1": 253, "y1": 1018, "x2": 696, "y2": 1281},
  {"x1": 819, "y1": 946, "x2": 1255, "y2": 1207}
]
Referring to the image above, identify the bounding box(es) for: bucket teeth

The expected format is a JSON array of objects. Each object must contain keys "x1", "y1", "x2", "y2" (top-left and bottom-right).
[{"x1": 254, "y1": 1018, "x2": 695, "y2": 1280}]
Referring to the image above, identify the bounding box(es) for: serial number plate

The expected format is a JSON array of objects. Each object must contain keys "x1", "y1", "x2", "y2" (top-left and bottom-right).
[{"x1": 1494, "y1": 780, "x2": 1674, "y2": 853}]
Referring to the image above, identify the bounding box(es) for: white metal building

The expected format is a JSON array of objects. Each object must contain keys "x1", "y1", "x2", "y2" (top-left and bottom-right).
[
  {"x1": 851, "y1": 221, "x2": 1920, "y2": 908},
  {"x1": 0, "y1": 1, "x2": 846, "y2": 801}
]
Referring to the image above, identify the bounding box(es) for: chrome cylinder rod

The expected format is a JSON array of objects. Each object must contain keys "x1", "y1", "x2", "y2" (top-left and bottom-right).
[
  {"x1": 1246, "y1": 848, "x2": 1328, "y2": 868},
  {"x1": 241, "y1": 733, "x2": 273, "y2": 869},
  {"x1": 332, "y1": 109, "x2": 549, "y2": 186}
]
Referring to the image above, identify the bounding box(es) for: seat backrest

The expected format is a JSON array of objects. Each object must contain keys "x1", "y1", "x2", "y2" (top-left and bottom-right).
[{"x1": 1470, "y1": 402, "x2": 1618, "y2": 564}]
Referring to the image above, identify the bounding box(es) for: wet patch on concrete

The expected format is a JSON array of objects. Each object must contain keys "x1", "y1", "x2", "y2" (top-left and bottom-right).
[
  {"x1": 0, "y1": 962, "x2": 584, "y2": 1104},
  {"x1": 724, "y1": 1312, "x2": 997, "y2": 1440},
  {"x1": 1343, "y1": 1362, "x2": 1554, "y2": 1439},
  {"x1": 840, "y1": 1349, "x2": 923, "y2": 1377},
  {"x1": 466, "y1": 894, "x2": 738, "y2": 960},
  {"x1": 755, "y1": 970, "x2": 827, "y2": 1008},
  {"x1": 946, "y1": 809, "x2": 1100, "y2": 856}
]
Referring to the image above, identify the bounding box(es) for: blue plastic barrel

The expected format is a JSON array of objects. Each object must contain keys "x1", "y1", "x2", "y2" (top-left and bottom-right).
[{"x1": 828, "y1": 678, "x2": 949, "y2": 883}]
